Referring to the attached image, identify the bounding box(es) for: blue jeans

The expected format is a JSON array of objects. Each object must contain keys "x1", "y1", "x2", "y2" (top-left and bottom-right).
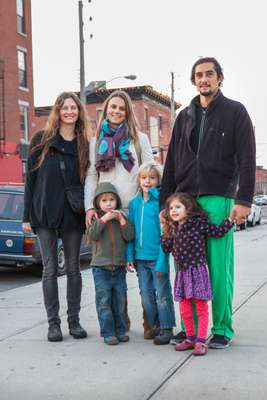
[
  {"x1": 92, "y1": 267, "x2": 127, "y2": 337},
  {"x1": 136, "y1": 260, "x2": 176, "y2": 330}
]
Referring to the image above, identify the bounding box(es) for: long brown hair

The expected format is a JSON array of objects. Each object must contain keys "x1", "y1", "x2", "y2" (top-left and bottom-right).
[
  {"x1": 163, "y1": 192, "x2": 206, "y2": 237},
  {"x1": 96, "y1": 90, "x2": 139, "y2": 141},
  {"x1": 32, "y1": 92, "x2": 92, "y2": 182}
]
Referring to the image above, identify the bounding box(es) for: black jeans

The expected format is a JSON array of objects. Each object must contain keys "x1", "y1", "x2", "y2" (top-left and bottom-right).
[{"x1": 36, "y1": 228, "x2": 83, "y2": 325}]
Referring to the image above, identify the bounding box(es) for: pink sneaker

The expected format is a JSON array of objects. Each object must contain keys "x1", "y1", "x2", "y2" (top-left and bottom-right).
[
  {"x1": 193, "y1": 342, "x2": 207, "y2": 356},
  {"x1": 175, "y1": 339, "x2": 195, "y2": 351}
]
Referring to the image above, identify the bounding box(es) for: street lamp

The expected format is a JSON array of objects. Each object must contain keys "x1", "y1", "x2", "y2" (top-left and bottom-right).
[{"x1": 85, "y1": 75, "x2": 137, "y2": 96}]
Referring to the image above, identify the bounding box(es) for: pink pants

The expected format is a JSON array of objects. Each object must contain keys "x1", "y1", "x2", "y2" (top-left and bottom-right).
[{"x1": 180, "y1": 298, "x2": 209, "y2": 341}]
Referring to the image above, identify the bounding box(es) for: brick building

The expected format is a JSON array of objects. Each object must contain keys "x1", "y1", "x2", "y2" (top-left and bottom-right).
[
  {"x1": 34, "y1": 85, "x2": 180, "y2": 163},
  {"x1": 0, "y1": 0, "x2": 34, "y2": 182},
  {"x1": 255, "y1": 166, "x2": 267, "y2": 195}
]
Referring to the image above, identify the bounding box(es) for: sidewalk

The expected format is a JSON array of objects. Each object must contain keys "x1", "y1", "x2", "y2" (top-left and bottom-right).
[{"x1": 1, "y1": 225, "x2": 267, "y2": 400}]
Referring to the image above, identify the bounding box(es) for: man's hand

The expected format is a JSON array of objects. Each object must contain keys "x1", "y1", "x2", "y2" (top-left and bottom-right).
[
  {"x1": 85, "y1": 209, "x2": 97, "y2": 226},
  {"x1": 230, "y1": 204, "x2": 251, "y2": 225}
]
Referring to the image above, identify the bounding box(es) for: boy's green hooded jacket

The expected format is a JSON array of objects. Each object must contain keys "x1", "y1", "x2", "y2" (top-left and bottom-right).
[{"x1": 87, "y1": 182, "x2": 134, "y2": 269}]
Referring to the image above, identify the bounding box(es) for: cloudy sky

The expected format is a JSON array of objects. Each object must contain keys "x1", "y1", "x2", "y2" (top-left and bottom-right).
[{"x1": 32, "y1": 0, "x2": 267, "y2": 167}]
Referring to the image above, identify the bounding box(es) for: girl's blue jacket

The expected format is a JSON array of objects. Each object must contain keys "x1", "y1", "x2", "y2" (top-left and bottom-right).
[{"x1": 126, "y1": 187, "x2": 169, "y2": 273}]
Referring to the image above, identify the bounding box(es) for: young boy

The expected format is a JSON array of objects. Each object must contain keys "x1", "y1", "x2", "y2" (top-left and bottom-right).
[{"x1": 87, "y1": 182, "x2": 134, "y2": 345}]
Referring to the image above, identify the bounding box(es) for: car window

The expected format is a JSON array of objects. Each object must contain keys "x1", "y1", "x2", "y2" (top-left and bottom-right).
[{"x1": 0, "y1": 192, "x2": 24, "y2": 220}]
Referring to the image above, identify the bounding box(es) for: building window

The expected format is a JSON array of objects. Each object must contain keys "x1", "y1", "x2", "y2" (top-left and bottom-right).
[
  {"x1": 97, "y1": 109, "x2": 103, "y2": 121},
  {"x1": 158, "y1": 115, "x2": 163, "y2": 137},
  {"x1": 17, "y1": 0, "x2": 25, "y2": 34},
  {"x1": 144, "y1": 107, "x2": 149, "y2": 132},
  {"x1": 150, "y1": 116, "x2": 159, "y2": 153},
  {"x1": 18, "y1": 50, "x2": 27, "y2": 88},
  {"x1": 19, "y1": 102, "x2": 29, "y2": 140}
]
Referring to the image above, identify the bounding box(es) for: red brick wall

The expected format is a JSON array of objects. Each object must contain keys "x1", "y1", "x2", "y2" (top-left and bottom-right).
[
  {"x1": 255, "y1": 168, "x2": 267, "y2": 194},
  {"x1": 33, "y1": 96, "x2": 173, "y2": 164},
  {"x1": 0, "y1": 0, "x2": 34, "y2": 143}
]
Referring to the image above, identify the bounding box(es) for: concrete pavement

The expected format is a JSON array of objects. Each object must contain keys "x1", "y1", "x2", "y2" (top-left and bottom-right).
[{"x1": 1, "y1": 224, "x2": 267, "y2": 399}]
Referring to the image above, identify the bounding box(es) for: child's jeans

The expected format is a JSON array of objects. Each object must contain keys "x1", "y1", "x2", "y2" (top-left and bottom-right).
[
  {"x1": 180, "y1": 298, "x2": 209, "y2": 342},
  {"x1": 136, "y1": 260, "x2": 176, "y2": 330},
  {"x1": 92, "y1": 267, "x2": 127, "y2": 338}
]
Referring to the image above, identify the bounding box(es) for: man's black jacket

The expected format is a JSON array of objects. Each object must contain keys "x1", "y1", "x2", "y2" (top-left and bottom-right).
[{"x1": 160, "y1": 91, "x2": 256, "y2": 208}]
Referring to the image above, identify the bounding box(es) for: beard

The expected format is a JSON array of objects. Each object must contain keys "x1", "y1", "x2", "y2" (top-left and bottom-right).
[{"x1": 200, "y1": 88, "x2": 213, "y2": 97}]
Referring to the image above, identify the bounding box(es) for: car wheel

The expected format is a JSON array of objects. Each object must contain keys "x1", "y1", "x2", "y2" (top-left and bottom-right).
[
  {"x1": 247, "y1": 215, "x2": 256, "y2": 227},
  {"x1": 256, "y1": 216, "x2": 261, "y2": 225},
  {"x1": 57, "y1": 246, "x2": 66, "y2": 276},
  {"x1": 239, "y1": 220, "x2": 247, "y2": 230}
]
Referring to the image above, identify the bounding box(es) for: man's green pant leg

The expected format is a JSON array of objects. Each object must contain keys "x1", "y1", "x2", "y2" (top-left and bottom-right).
[{"x1": 198, "y1": 195, "x2": 234, "y2": 340}]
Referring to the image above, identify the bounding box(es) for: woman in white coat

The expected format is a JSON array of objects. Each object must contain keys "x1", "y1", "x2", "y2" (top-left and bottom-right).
[
  {"x1": 85, "y1": 90, "x2": 153, "y2": 218},
  {"x1": 84, "y1": 89, "x2": 154, "y2": 335}
]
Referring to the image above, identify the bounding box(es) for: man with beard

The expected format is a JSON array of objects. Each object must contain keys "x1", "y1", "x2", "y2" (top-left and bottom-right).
[{"x1": 160, "y1": 57, "x2": 256, "y2": 349}]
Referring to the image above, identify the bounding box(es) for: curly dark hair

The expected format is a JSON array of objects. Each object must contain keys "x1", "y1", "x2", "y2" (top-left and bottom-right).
[
  {"x1": 190, "y1": 57, "x2": 224, "y2": 86},
  {"x1": 162, "y1": 192, "x2": 206, "y2": 237}
]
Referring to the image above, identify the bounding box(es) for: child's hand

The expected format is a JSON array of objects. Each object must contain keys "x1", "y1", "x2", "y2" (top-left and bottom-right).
[
  {"x1": 126, "y1": 262, "x2": 135, "y2": 273},
  {"x1": 112, "y1": 210, "x2": 127, "y2": 226},
  {"x1": 156, "y1": 271, "x2": 165, "y2": 278},
  {"x1": 101, "y1": 211, "x2": 115, "y2": 223}
]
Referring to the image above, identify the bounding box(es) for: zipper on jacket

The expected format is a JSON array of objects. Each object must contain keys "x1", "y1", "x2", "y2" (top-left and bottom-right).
[
  {"x1": 197, "y1": 109, "x2": 206, "y2": 156},
  {"x1": 140, "y1": 200, "x2": 145, "y2": 248},
  {"x1": 196, "y1": 108, "x2": 207, "y2": 196}
]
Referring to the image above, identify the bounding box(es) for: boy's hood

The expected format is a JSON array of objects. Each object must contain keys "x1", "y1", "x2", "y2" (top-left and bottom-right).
[{"x1": 93, "y1": 182, "x2": 122, "y2": 210}]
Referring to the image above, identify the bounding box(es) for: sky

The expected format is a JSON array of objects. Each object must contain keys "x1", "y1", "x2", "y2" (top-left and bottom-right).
[{"x1": 31, "y1": 0, "x2": 267, "y2": 168}]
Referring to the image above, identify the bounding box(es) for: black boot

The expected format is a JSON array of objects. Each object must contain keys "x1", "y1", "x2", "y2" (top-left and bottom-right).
[
  {"x1": 153, "y1": 329, "x2": 173, "y2": 345},
  {"x1": 69, "y1": 320, "x2": 87, "y2": 339},
  {"x1": 48, "y1": 323, "x2": 63, "y2": 342}
]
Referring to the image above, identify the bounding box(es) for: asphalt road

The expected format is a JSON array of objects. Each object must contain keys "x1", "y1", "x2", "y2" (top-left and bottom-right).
[
  {"x1": 1, "y1": 206, "x2": 266, "y2": 293},
  {"x1": 0, "y1": 260, "x2": 91, "y2": 292}
]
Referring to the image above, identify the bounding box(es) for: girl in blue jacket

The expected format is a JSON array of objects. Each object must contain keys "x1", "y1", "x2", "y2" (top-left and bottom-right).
[{"x1": 126, "y1": 162, "x2": 176, "y2": 344}]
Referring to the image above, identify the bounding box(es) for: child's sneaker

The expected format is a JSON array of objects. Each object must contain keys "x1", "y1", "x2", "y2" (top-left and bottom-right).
[
  {"x1": 104, "y1": 336, "x2": 119, "y2": 345},
  {"x1": 170, "y1": 331, "x2": 186, "y2": 345},
  {"x1": 193, "y1": 342, "x2": 207, "y2": 356},
  {"x1": 175, "y1": 339, "x2": 195, "y2": 351},
  {"x1": 117, "y1": 335, "x2": 130, "y2": 342}
]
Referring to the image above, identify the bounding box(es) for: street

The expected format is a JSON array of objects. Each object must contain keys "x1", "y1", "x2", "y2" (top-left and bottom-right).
[
  {"x1": 1, "y1": 210, "x2": 267, "y2": 399},
  {"x1": 1, "y1": 206, "x2": 266, "y2": 291}
]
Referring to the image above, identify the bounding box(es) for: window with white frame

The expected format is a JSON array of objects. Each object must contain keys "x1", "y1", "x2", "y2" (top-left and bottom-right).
[
  {"x1": 18, "y1": 49, "x2": 27, "y2": 88},
  {"x1": 17, "y1": 0, "x2": 25, "y2": 34},
  {"x1": 19, "y1": 101, "x2": 29, "y2": 140}
]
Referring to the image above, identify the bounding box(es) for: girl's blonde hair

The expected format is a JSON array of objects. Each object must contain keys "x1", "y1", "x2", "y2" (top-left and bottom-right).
[
  {"x1": 137, "y1": 162, "x2": 163, "y2": 191},
  {"x1": 31, "y1": 92, "x2": 92, "y2": 183},
  {"x1": 96, "y1": 90, "x2": 139, "y2": 141}
]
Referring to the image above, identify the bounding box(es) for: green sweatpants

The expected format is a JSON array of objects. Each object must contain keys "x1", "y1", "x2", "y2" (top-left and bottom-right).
[{"x1": 179, "y1": 195, "x2": 234, "y2": 339}]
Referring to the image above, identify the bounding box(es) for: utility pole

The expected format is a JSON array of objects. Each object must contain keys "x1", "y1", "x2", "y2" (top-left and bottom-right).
[
  {"x1": 170, "y1": 72, "x2": 175, "y2": 129},
  {"x1": 78, "y1": 1, "x2": 85, "y2": 104}
]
